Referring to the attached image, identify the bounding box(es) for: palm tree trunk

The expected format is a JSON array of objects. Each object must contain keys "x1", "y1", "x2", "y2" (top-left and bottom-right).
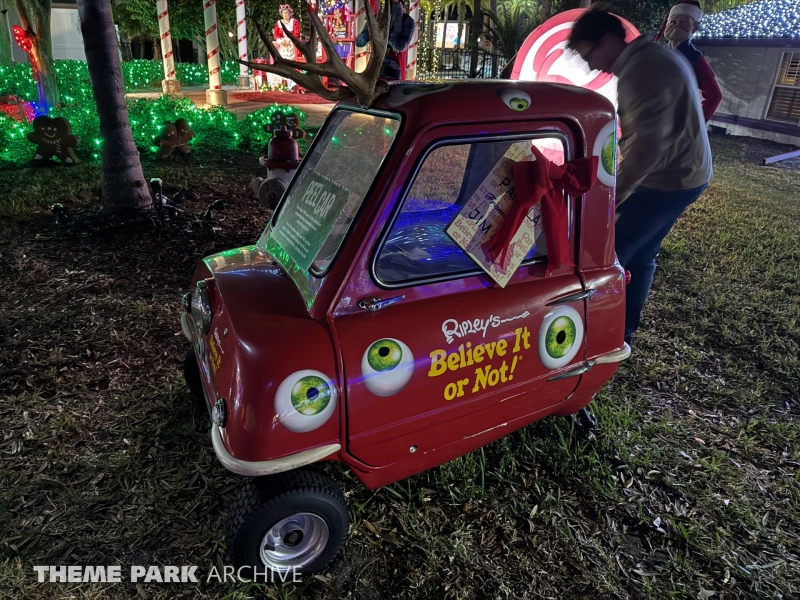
[
  {"x1": 15, "y1": 0, "x2": 59, "y2": 107},
  {"x1": 469, "y1": 0, "x2": 480, "y2": 77},
  {"x1": 541, "y1": 0, "x2": 552, "y2": 21},
  {"x1": 0, "y1": 10, "x2": 13, "y2": 65},
  {"x1": 77, "y1": 0, "x2": 152, "y2": 215}
]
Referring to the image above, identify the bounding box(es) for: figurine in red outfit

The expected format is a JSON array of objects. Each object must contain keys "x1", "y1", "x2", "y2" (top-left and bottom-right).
[
  {"x1": 270, "y1": 5, "x2": 302, "y2": 90},
  {"x1": 656, "y1": 0, "x2": 722, "y2": 123}
]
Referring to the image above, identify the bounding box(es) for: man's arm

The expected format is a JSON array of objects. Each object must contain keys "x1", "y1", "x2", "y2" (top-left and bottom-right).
[
  {"x1": 616, "y1": 66, "x2": 680, "y2": 205},
  {"x1": 356, "y1": 24, "x2": 370, "y2": 47},
  {"x1": 693, "y1": 57, "x2": 722, "y2": 122},
  {"x1": 388, "y1": 14, "x2": 416, "y2": 51}
]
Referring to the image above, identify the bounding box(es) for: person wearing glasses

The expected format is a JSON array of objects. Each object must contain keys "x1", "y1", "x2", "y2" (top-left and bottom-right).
[
  {"x1": 567, "y1": 9, "x2": 712, "y2": 348},
  {"x1": 656, "y1": 0, "x2": 722, "y2": 122}
]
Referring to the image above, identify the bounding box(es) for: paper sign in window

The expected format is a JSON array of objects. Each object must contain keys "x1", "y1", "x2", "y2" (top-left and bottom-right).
[{"x1": 446, "y1": 142, "x2": 544, "y2": 288}]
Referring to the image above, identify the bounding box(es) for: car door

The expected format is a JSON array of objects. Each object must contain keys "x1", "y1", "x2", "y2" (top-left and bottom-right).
[{"x1": 332, "y1": 127, "x2": 588, "y2": 468}]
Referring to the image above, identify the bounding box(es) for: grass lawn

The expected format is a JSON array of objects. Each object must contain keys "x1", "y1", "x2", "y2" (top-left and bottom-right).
[{"x1": 0, "y1": 135, "x2": 798, "y2": 599}]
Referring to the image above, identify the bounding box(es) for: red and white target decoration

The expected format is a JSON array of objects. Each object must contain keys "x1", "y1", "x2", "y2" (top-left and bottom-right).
[{"x1": 510, "y1": 9, "x2": 639, "y2": 107}]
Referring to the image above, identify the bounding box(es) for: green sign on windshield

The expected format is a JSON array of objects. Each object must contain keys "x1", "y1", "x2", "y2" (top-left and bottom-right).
[{"x1": 270, "y1": 169, "x2": 352, "y2": 272}]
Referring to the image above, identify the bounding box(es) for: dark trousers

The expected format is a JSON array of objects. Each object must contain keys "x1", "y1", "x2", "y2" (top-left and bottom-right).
[{"x1": 615, "y1": 184, "x2": 708, "y2": 346}]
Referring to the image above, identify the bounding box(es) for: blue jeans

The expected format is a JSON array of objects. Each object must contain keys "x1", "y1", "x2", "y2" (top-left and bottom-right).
[{"x1": 616, "y1": 184, "x2": 708, "y2": 346}]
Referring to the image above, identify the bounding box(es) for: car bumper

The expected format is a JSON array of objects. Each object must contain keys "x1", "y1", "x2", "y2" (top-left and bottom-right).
[{"x1": 211, "y1": 424, "x2": 341, "y2": 477}]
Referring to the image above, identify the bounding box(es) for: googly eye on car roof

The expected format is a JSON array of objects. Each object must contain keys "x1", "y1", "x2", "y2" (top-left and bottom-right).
[{"x1": 497, "y1": 88, "x2": 532, "y2": 112}]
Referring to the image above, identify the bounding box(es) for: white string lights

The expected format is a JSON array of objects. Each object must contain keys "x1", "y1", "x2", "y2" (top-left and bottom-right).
[{"x1": 697, "y1": 0, "x2": 800, "y2": 39}]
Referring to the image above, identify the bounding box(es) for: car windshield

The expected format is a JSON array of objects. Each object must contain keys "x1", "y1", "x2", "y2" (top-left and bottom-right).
[{"x1": 259, "y1": 108, "x2": 401, "y2": 277}]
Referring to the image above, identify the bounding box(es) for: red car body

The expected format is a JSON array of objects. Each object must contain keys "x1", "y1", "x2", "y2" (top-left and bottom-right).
[{"x1": 182, "y1": 81, "x2": 628, "y2": 492}]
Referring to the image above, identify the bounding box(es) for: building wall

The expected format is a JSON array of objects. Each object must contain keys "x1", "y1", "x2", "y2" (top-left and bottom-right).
[
  {"x1": 698, "y1": 43, "x2": 799, "y2": 146},
  {"x1": 7, "y1": 5, "x2": 86, "y2": 62}
]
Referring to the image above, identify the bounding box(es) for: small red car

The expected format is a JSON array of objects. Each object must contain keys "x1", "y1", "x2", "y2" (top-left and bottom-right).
[{"x1": 181, "y1": 80, "x2": 630, "y2": 576}]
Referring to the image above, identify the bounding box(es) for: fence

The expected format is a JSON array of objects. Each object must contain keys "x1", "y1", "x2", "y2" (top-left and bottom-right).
[{"x1": 417, "y1": 48, "x2": 509, "y2": 80}]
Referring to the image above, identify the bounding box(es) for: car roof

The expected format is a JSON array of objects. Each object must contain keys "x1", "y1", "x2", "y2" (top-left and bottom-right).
[{"x1": 355, "y1": 80, "x2": 616, "y2": 127}]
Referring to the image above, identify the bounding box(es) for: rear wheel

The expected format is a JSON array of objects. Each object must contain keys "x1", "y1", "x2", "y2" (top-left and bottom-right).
[
  {"x1": 225, "y1": 470, "x2": 349, "y2": 578},
  {"x1": 183, "y1": 349, "x2": 205, "y2": 409}
]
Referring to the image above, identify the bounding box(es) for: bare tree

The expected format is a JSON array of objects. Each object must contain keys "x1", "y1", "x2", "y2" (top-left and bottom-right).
[
  {"x1": 238, "y1": 0, "x2": 390, "y2": 107},
  {"x1": 14, "y1": 0, "x2": 58, "y2": 106},
  {"x1": 77, "y1": 0, "x2": 152, "y2": 214}
]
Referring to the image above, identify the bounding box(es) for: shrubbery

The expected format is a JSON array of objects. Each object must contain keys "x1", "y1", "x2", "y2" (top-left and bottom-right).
[{"x1": 0, "y1": 60, "x2": 306, "y2": 164}]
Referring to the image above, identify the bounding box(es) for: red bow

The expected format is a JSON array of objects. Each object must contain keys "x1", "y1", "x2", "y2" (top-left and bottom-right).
[{"x1": 484, "y1": 146, "x2": 598, "y2": 275}]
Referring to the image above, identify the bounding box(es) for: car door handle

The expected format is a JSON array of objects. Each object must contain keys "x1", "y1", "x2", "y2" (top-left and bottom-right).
[
  {"x1": 546, "y1": 288, "x2": 597, "y2": 306},
  {"x1": 548, "y1": 361, "x2": 594, "y2": 381},
  {"x1": 358, "y1": 295, "x2": 405, "y2": 312}
]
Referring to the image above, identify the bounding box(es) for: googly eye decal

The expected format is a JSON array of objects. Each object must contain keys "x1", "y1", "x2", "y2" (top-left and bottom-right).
[
  {"x1": 538, "y1": 306, "x2": 584, "y2": 370},
  {"x1": 497, "y1": 88, "x2": 532, "y2": 112},
  {"x1": 274, "y1": 369, "x2": 338, "y2": 433},
  {"x1": 361, "y1": 338, "x2": 414, "y2": 397},
  {"x1": 592, "y1": 120, "x2": 617, "y2": 188}
]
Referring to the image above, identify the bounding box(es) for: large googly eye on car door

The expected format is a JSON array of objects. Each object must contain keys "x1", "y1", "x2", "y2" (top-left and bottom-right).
[
  {"x1": 274, "y1": 370, "x2": 338, "y2": 433},
  {"x1": 538, "y1": 306, "x2": 584, "y2": 370},
  {"x1": 361, "y1": 338, "x2": 415, "y2": 397}
]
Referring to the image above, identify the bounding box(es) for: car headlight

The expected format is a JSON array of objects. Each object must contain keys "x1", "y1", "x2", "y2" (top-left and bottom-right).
[
  {"x1": 191, "y1": 279, "x2": 213, "y2": 334},
  {"x1": 182, "y1": 292, "x2": 191, "y2": 313},
  {"x1": 212, "y1": 398, "x2": 227, "y2": 427}
]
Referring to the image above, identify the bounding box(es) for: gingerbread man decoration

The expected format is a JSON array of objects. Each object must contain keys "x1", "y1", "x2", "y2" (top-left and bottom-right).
[
  {"x1": 155, "y1": 118, "x2": 195, "y2": 159},
  {"x1": 264, "y1": 112, "x2": 305, "y2": 139},
  {"x1": 27, "y1": 116, "x2": 80, "y2": 165}
]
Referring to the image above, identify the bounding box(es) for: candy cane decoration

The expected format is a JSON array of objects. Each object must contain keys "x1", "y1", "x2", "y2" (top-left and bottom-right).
[
  {"x1": 204, "y1": 0, "x2": 222, "y2": 90},
  {"x1": 354, "y1": 0, "x2": 367, "y2": 73},
  {"x1": 157, "y1": 0, "x2": 177, "y2": 81},
  {"x1": 236, "y1": 0, "x2": 249, "y2": 86},
  {"x1": 406, "y1": 0, "x2": 419, "y2": 80}
]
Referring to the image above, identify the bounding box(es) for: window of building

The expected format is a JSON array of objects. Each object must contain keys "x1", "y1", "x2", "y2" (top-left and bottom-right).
[{"x1": 766, "y1": 52, "x2": 800, "y2": 124}]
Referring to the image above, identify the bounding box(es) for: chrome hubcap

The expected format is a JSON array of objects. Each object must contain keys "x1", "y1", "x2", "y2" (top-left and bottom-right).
[{"x1": 259, "y1": 512, "x2": 329, "y2": 571}]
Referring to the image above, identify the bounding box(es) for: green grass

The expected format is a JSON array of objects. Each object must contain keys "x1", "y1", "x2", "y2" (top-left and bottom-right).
[{"x1": 0, "y1": 134, "x2": 798, "y2": 598}]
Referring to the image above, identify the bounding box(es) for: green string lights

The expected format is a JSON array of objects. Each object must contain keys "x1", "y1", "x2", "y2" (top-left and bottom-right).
[{"x1": 0, "y1": 59, "x2": 307, "y2": 164}]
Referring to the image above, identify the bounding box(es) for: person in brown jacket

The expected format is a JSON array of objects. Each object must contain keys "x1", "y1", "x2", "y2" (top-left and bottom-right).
[{"x1": 568, "y1": 9, "x2": 713, "y2": 348}]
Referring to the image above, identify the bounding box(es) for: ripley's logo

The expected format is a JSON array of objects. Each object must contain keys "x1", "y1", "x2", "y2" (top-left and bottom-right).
[{"x1": 442, "y1": 310, "x2": 530, "y2": 344}]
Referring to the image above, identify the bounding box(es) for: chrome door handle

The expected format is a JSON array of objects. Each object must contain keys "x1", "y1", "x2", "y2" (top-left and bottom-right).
[
  {"x1": 358, "y1": 295, "x2": 405, "y2": 312},
  {"x1": 546, "y1": 289, "x2": 597, "y2": 306},
  {"x1": 548, "y1": 361, "x2": 594, "y2": 381}
]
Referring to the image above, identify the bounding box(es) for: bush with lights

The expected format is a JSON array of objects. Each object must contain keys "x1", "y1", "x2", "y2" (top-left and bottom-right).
[{"x1": 0, "y1": 59, "x2": 308, "y2": 164}]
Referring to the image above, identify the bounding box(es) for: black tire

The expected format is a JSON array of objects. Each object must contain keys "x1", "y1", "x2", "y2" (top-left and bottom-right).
[
  {"x1": 184, "y1": 348, "x2": 204, "y2": 401},
  {"x1": 225, "y1": 470, "x2": 349, "y2": 578}
]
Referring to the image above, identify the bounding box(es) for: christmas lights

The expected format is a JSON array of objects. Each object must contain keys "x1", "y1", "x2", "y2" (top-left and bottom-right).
[
  {"x1": 697, "y1": 0, "x2": 800, "y2": 39},
  {"x1": 0, "y1": 59, "x2": 307, "y2": 164}
]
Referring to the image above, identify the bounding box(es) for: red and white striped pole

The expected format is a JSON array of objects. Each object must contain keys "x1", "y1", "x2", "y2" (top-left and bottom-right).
[
  {"x1": 354, "y1": 0, "x2": 367, "y2": 73},
  {"x1": 157, "y1": 0, "x2": 181, "y2": 93},
  {"x1": 236, "y1": 0, "x2": 250, "y2": 88},
  {"x1": 406, "y1": 0, "x2": 419, "y2": 80},
  {"x1": 203, "y1": 0, "x2": 227, "y2": 105}
]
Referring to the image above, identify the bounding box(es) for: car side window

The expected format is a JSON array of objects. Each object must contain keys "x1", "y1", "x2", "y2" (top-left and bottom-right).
[{"x1": 375, "y1": 137, "x2": 566, "y2": 286}]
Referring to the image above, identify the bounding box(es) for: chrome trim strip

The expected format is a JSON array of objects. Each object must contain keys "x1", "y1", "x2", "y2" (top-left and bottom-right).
[
  {"x1": 371, "y1": 130, "x2": 572, "y2": 290},
  {"x1": 548, "y1": 361, "x2": 594, "y2": 381},
  {"x1": 546, "y1": 288, "x2": 597, "y2": 306},
  {"x1": 211, "y1": 425, "x2": 341, "y2": 477},
  {"x1": 593, "y1": 342, "x2": 632, "y2": 364}
]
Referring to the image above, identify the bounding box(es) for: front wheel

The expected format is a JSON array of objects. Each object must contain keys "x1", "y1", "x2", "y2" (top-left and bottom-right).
[{"x1": 225, "y1": 469, "x2": 349, "y2": 577}]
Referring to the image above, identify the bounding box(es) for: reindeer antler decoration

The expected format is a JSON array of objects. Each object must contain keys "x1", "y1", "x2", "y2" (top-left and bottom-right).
[{"x1": 240, "y1": 0, "x2": 390, "y2": 108}]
